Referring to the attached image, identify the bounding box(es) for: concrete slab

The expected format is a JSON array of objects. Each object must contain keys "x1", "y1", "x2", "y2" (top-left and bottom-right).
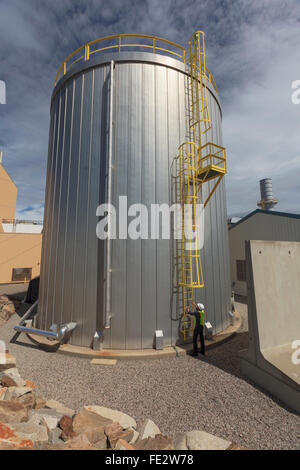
[
  {"x1": 25, "y1": 312, "x2": 242, "y2": 361},
  {"x1": 240, "y1": 241, "x2": 300, "y2": 414}
]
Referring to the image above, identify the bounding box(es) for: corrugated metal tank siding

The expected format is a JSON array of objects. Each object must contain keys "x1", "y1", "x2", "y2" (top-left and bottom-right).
[
  {"x1": 38, "y1": 53, "x2": 231, "y2": 348},
  {"x1": 38, "y1": 65, "x2": 110, "y2": 346}
]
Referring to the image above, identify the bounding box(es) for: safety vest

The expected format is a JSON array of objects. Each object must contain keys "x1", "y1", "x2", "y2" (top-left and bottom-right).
[{"x1": 192, "y1": 309, "x2": 205, "y2": 328}]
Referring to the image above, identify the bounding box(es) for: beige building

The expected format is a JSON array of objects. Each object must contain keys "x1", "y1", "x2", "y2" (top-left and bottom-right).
[
  {"x1": 0, "y1": 153, "x2": 43, "y2": 284},
  {"x1": 229, "y1": 209, "x2": 300, "y2": 296},
  {"x1": 0, "y1": 152, "x2": 17, "y2": 220}
]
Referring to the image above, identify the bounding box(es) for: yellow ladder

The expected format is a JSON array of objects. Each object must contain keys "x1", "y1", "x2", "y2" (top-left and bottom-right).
[{"x1": 177, "y1": 31, "x2": 227, "y2": 340}]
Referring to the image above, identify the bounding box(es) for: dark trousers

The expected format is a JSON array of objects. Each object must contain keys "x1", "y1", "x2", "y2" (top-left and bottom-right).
[{"x1": 193, "y1": 325, "x2": 205, "y2": 354}]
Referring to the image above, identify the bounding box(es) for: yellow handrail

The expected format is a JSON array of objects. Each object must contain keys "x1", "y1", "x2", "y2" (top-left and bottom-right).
[{"x1": 54, "y1": 33, "x2": 218, "y2": 93}]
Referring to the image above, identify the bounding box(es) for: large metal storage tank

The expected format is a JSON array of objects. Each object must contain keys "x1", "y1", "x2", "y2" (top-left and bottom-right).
[{"x1": 38, "y1": 36, "x2": 231, "y2": 349}]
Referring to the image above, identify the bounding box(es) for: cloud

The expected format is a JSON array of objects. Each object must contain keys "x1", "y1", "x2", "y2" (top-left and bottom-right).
[
  {"x1": 16, "y1": 203, "x2": 44, "y2": 221},
  {"x1": 0, "y1": 0, "x2": 299, "y2": 219}
]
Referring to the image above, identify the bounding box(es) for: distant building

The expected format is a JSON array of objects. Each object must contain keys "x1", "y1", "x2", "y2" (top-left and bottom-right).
[
  {"x1": 0, "y1": 151, "x2": 17, "y2": 220},
  {"x1": 227, "y1": 216, "x2": 242, "y2": 228},
  {"x1": 0, "y1": 153, "x2": 43, "y2": 284},
  {"x1": 229, "y1": 209, "x2": 300, "y2": 296}
]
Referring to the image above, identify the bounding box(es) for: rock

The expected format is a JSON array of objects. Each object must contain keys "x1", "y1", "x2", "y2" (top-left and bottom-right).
[
  {"x1": 73, "y1": 408, "x2": 110, "y2": 443},
  {"x1": 115, "y1": 439, "x2": 135, "y2": 450},
  {"x1": 30, "y1": 408, "x2": 63, "y2": 421},
  {"x1": 34, "y1": 396, "x2": 47, "y2": 410},
  {"x1": 1, "y1": 376, "x2": 17, "y2": 388},
  {"x1": 36, "y1": 433, "x2": 100, "y2": 451},
  {"x1": 81, "y1": 428, "x2": 107, "y2": 449},
  {"x1": 128, "y1": 427, "x2": 139, "y2": 444},
  {"x1": 45, "y1": 399, "x2": 75, "y2": 417},
  {"x1": 41, "y1": 414, "x2": 60, "y2": 431},
  {"x1": 73, "y1": 408, "x2": 112, "y2": 433},
  {"x1": 137, "y1": 419, "x2": 161, "y2": 441},
  {"x1": 72, "y1": 408, "x2": 111, "y2": 448},
  {"x1": 0, "y1": 422, "x2": 33, "y2": 449},
  {"x1": 185, "y1": 430, "x2": 231, "y2": 450},
  {"x1": 105, "y1": 422, "x2": 134, "y2": 449},
  {"x1": 16, "y1": 391, "x2": 36, "y2": 410},
  {"x1": 59, "y1": 415, "x2": 76, "y2": 441},
  {"x1": 84, "y1": 405, "x2": 136, "y2": 430},
  {"x1": 64, "y1": 434, "x2": 98, "y2": 450},
  {"x1": 133, "y1": 435, "x2": 174, "y2": 450},
  {"x1": 0, "y1": 441, "x2": 17, "y2": 450},
  {"x1": 0, "y1": 388, "x2": 8, "y2": 400},
  {"x1": 4, "y1": 386, "x2": 33, "y2": 401},
  {"x1": 0, "y1": 400, "x2": 29, "y2": 423},
  {"x1": 28, "y1": 409, "x2": 62, "y2": 428},
  {"x1": 174, "y1": 434, "x2": 188, "y2": 450},
  {"x1": 9, "y1": 422, "x2": 49, "y2": 444},
  {"x1": 0, "y1": 354, "x2": 16, "y2": 372},
  {"x1": 0, "y1": 368, "x2": 26, "y2": 387},
  {"x1": 48, "y1": 427, "x2": 64, "y2": 445},
  {"x1": 33, "y1": 441, "x2": 65, "y2": 450},
  {"x1": 0, "y1": 303, "x2": 15, "y2": 322}
]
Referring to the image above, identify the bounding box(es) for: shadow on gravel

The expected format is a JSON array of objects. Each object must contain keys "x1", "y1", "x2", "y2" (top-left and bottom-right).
[
  {"x1": 205, "y1": 332, "x2": 249, "y2": 378},
  {"x1": 192, "y1": 332, "x2": 299, "y2": 416},
  {"x1": 187, "y1": 332, "x2": 249, "y2": 379},
  {"x1": 234, "y1": 294, "x2": 247, "y2": 305}
]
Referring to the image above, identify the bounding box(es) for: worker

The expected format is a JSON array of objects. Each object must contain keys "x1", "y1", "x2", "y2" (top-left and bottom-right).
[{"x1": 186, "y1": 302, "x2": 205, "y2": 357}]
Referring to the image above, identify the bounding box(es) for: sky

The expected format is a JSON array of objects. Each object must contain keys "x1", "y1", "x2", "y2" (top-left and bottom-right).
[{"x1": 0, "y1": 0, "x2": 300, "y2": 220}]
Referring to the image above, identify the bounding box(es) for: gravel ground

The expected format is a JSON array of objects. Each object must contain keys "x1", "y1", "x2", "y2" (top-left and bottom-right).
[{"x1": 0, "y1": 299, "x2": 299, "y2": 450}]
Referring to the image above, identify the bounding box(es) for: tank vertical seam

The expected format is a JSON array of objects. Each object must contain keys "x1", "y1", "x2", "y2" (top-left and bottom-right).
[
  {"x1": 70, "y1": 74, "x2": 84, "y2": 345},
  {"x1": 53, "y1": 87, "x2": 68, "y2": 326},
  {"x1": 60, "y1": 80, "x2": 75, "y2": 338},
  {"x1": 83, "y1": 69, "x2": 95, "y2": 342},
  {"x1": 154, "y1": 65, "x2": 158, "y2": 332},
  {"x1": 125, "y1": 64, "x2": 131, "y2": 349},
  {"x1": 109, "y1": 64, "x2": 115, "y2": 349},
  {"x1": 166, "y1": 66, "x2": 171, "y2": 345},
  {"x1": 140, "y1": 63, "x2": 144, "y2": 349},
  {"x1": 213, "y1": 99, "x2": 221, "y2": 332}
]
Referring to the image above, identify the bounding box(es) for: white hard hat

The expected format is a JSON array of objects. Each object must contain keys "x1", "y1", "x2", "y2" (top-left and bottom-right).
[{"x1": 197, "y1": 303, "x2": 204, "y2": 310}]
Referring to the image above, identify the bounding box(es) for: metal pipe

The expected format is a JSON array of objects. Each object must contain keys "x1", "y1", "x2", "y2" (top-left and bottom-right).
[
  {"x1": 105, "y1": 60, "x2": 114, "y2": 329},
  {"x1": 18, "y1": 300, "x2": 38, "y2": 324},
  {"x1": 14, "y1": 300, "x2": 76, "y2": 342},
  {"x1": 14, "y1": 324, "x2": 73, "y2": 341}
]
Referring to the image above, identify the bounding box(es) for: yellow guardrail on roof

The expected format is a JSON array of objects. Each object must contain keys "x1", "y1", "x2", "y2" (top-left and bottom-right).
[{"x1": 54, "y1": 33, "x2": 218, "y2": 93}]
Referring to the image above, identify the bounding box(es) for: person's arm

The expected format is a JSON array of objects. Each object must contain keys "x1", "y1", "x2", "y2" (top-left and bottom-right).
[
  {"x1": 186, "y1": 306, "x2": 195, "y2": 316},
  {"x1": 188, "y1": 310, "x2": 196, "y2": 316}
]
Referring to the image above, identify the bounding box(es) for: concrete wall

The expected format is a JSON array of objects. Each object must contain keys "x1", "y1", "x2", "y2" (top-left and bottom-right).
[
  {"x1": 240, "y1": 240, "x2": 300, "y2": 413},
  {"x1": 0, "y1": 233, "x2": 42, "y2": 284},
  {"x1": 229, "y1": 211, "x2": 300, "y2": 296},
  {"x1": 0, "y1": 163, "x2": 17, "y2": 220}
]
